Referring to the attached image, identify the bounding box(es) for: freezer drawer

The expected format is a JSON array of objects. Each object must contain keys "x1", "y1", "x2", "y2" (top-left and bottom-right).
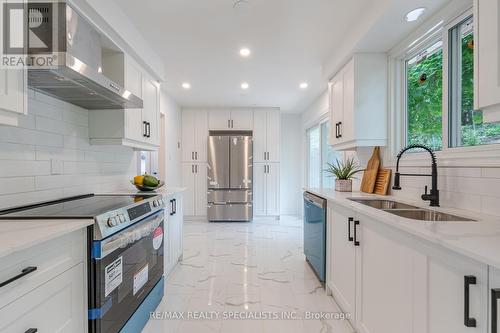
[
  {"x1": 207, "y1": 189, "x2": 253, "y2": 203},
  {"x1": 208, "y1": 203, "x2": 253, "y2": 222}
]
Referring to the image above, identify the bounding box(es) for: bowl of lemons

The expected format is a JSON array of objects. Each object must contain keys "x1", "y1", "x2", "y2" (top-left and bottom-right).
[{"x1": 131, "y1": 174, "x2": 164, "y2": 191}]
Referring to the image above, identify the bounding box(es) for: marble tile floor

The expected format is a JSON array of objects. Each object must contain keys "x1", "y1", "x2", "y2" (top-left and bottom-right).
[{"x1": 143, "y1": 216, "x2": 354, "y2": 333}]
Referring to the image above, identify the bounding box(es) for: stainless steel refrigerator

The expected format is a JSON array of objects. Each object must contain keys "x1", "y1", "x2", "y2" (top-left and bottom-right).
[{"x1": 207, "y1": 134, "x2": 253, "y2": 222}]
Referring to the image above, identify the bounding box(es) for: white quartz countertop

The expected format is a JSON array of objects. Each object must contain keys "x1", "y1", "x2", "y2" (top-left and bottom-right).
[
  {"x1": 0, "y1": 219, "x2": 93, "y2": 260},
  {"x1": 305, "y1": 188, "x2": 500, "y2": 269}
]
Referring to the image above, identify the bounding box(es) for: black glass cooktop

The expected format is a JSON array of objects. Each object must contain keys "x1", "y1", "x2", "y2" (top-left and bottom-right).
[{"x1": 0, "y1": 194, "x2": 156, "y2": 219}]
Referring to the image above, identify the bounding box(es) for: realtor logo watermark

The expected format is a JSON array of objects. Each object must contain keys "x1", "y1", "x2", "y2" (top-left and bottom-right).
[{"x1": 1, "y1": 1, "x2": 60, "y2": 68}]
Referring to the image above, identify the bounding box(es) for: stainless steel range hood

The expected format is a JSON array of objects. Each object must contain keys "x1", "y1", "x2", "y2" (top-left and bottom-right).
[{"x1": 27, "y1": 3, "x2": 143, "y2": 110}]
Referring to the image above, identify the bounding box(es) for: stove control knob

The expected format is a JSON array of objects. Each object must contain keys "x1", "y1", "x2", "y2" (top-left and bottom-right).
[
  {"x1": 153, "y1": 200, "x2": 159, "y2": 207},
  {"x1": 159, "y1": 199, "x2": 164, "y2": 205},
  {"x1": 119, "y1": 214, "x2": 126, "y2": 223},
  {"x1": 107, "y1": 217, "x2": 118, "y2": 227}
]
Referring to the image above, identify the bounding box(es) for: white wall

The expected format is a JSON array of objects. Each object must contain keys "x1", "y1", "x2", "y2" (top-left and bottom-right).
[
  {"x1": 280, "y1": 114, "x2": 302, "y2": 216},
  {"x1": 160, "y1": 88, "x2": 182, "y2": 187},
  {"x1": 0, "y1": 91, "x2": 138, "y2": 210}
]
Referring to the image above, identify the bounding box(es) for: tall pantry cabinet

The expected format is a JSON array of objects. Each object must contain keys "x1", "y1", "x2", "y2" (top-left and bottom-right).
[{"x1": 181, "y1": 108, "x2": 281, "y2": 219}]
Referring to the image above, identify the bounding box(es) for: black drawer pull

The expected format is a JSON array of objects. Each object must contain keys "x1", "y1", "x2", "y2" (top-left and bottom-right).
[
  {"x1": 464, "y1": 275, "x2": 477, "y2": 327},
  {"x1": 25, "y1": 329, "x2": 38, "y2": 333},
  {"x1": 347, "y1": 217, "x2": 354, "y2": 242},
  {"x1": 492, "y1": 288, "x2": 500, "y2": 333},
  {"x1": 353, "y1": 220, "x2": 360, "y2": 246},
  {"x1": 0, "y1": 267, "x2": 37, "y2": 288}
]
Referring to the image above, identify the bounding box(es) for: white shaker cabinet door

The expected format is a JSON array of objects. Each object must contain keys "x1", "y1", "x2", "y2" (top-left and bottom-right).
[
  {"x1": 266, "y1": 111, "x2": 281, "y2": 162},
  {"x1": 253, "y1": 110, "x2": 268, "y2": 163},
  {"x1": 208, "y1": 109, "x2": 231, "y2": 130},
  {"x1": 194, "y1": 164, "x2": 207, "y2": 217},
  {"x1": 182, "y1": 163, "x2": 196, "y2": 216},
  {"x1": 355, "y1": 217, "x2": 415, "y2": 333},
  {"x1": 230, "y1": 109, "x2": 253, "y2": 130},
  {"x1": 194, "y1": 110, "x2": 208, "y2": 162},
  {"x1": 0, "y1": 263, "x2": 86, "y2": 333},
  {"x1": 253, "y1": 163, "x2": 267, "y2": 216},
  {"x1": 327, "y1": 204, "x2": 356, "y2": 321},
  {"x1": 265, "y1": 163, "x2": 280, "y2": 216},
  {"x1": 423, "y1": 248, "x2": 487, "y2": 333}
]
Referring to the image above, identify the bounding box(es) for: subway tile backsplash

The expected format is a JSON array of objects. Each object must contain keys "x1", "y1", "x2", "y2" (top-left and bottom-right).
[
  {"x1": 0, "y1": 91, "x2": 138, "y2": 210},
  {"x1": 388, "y1": 165, "x2": 500, "y2": 217}
]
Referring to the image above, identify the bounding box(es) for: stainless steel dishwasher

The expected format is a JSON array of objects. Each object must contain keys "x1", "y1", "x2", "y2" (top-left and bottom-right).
[{"x1": 303, "y1": 192, "x2": 327, "y2": 283}]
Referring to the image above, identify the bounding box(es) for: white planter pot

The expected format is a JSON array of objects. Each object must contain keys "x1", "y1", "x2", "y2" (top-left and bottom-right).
[{"x1": 335, "y1": 179, "x2": 353, "y2": 192}]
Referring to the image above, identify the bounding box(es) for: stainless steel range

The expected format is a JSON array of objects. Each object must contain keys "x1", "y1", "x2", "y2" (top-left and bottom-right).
[{"x1": 0, "y1": 194, "x2": 166, "y2": 333}]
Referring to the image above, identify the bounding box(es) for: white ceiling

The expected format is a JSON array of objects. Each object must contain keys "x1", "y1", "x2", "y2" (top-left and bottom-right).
[{"x1": 118, "y1": 0, "x2": 452, "y2": 113}]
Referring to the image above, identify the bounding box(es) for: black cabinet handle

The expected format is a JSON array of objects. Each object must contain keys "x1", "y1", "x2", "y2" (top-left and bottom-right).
[
  {"x1": 492, "y1": 289, "x2": 500, "y2": 333},
  {"x1": 335, "y1": 123, "x2": 339, "y2": 139},
  {"x1": 192, "y1": 152, "x2": 195, "y2": 160},
  {"x1": 348, "y1": 217, "x2": 354, "y2": 242},
  {"x1": 147, "y1": 122, "x2": 151, "y2": 138},
  {"x1": 173, "y1": 199, "x2": 177, "y2": 215},
  {"x1": 25, "y1": 329, "x2": 37, "y2": 333},
  {"x1": 195, "y1": 152, "x2": 198, "y2": 160},
  {"x1": 353, "y1": 221, "x2": 360, "y2": 246},
  {"x1": 143, "y1": 121, "x2": 147, "y2": 137},
  {"x1": 464, "y1": 275, "x2": 477, "y2": 327},
  {"x1": 0, "y1": 266, "x2": 37, "y2": 288},
  {"x1": 170, "y1": 199, "x2": 174, "y2": 216},
  {"x1": 338, "y1": 122, "x2": 342, "y2": 138}
]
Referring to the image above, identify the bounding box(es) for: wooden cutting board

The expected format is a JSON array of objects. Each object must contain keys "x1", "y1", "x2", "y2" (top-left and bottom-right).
[
  {"x1": 360, "y1": 146, "x2": 381, "y2": 193},
  {"x1": 374, "y1": 169, "x2": 392, "y2": 195}
]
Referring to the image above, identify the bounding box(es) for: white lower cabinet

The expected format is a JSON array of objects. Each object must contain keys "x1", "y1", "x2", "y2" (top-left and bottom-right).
[
  {"x1": 327, "y1": 204, "x2": 489, "y2": 333},
  {"x1": 326, "y1": 203, "x2": 356, "y2": 318},
  {"x1": 164, "y1": 192, "x2": 184, "y2": 276},
  {"x1": 0, "y1": 263, "x2": 86, "y2": 333},
  {"x1": 254, "y1": 163, "x2": 280, "y2": 216},
  {"x1": 355, "y1": 213, "x2": 420, "y2": 333},
  {"x1": 182, "y1": 163, "x2": 207, "y2": 218},
  {"x1": 0, "y1": 229, "x2": 86, "y2": 333},
  {"x1": 490, "y1": 268, "x2": 500, "y2": 333},
  {"x1": 422, "y1": 247, "x2": 487, "y2": 333}
]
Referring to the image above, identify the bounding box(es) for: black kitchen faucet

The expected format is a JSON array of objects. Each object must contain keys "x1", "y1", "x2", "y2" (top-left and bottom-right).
[{"x1": 392, "y1": 144, "x2": 440, "y2": 207}]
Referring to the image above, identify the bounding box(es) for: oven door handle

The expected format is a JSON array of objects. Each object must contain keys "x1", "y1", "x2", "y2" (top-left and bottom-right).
[{"x1": 98, "y1": 211, "x2": 164, "y2": 259}]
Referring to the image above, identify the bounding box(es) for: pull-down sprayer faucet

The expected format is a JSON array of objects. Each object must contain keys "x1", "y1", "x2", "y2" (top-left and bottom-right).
[{"x1": 392, "y1": 144, "x2": 440, "y2": 207}]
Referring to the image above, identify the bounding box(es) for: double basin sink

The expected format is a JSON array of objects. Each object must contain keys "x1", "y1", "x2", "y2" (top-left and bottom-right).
[{"x1": 349, "y1": 199, "x2": 476, "y2": 222}]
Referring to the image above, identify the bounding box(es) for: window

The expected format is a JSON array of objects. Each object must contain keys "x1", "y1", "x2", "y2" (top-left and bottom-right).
[
  {"x1": 405, "y1": 40, "x2": 444, "y2": 151},
  {"x1": 307, "y1": 119, "x2": 341, "y2": 188},
  {"x1": 448, "y1": 16, "x2": 500, "y2": 147},
  {"x1": 307, "y1": 125, "x2": 321, "y2": 188}
]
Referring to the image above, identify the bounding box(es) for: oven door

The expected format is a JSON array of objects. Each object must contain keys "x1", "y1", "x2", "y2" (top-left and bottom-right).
[{"x1": 89, "y1": 210, "x2": 164, "y2": 333}]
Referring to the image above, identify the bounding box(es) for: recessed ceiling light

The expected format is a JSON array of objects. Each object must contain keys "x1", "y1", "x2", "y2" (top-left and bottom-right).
[
  {"x1": 182, "y1": 82, "x2": 191, "y2": 89},
  {"x1": 240, "y1": 48, "x2": 251, "y2": 57},
  {"x1": 405, "y1": 7, "x2": 426, "y2": 22},
  {"x1": 300, "y1": 82, "x2": 309, "y2": 89},
  {"x1": 241, "y1": 82, "x2": 249, "y2": 90}
]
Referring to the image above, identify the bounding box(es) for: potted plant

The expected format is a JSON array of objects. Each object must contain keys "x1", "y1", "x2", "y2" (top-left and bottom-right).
[{"x1": 325, "y1": 158, "x2": 363, "y2": 192}]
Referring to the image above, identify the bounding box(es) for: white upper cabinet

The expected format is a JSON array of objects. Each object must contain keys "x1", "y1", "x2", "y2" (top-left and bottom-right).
[
  {"x1": 142, "y1": 74, "x2": 160, "y2": 146},
  {"x1": 253, "y1": 108, "x2": 280, "y2": 163},
  {"x1": 474, "y1": 0, "x2": 500, "y2": 122},
  {"x1": 0, "y1": 1, "x2": 27, "y2": 127},
  {"x1": 208, "y1": 109, "x2": 253, "y2": 130},
  {"x1": 89, "y1": 55, "x2": 161, "y2": 151},
  {"x1": 208, "y1": 109, "x2": 232, "y2": 130},
  {"x1": 231, "y1": 108, "x2": 253, "y2": 130},
  {"x1": 328, "y1": 54, "x2": 387, "y2": 150},
  {"x1": 0, "y1": 68, "x2": 27, "y2": 126},
  {"x1": 182, "y1": 109, "x2": 208, "y2": 162}
]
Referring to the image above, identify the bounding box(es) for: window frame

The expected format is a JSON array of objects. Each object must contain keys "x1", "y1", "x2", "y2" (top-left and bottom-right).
[{"x1": 387, "y1": 3, "x2": 500, "y2": 168}]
